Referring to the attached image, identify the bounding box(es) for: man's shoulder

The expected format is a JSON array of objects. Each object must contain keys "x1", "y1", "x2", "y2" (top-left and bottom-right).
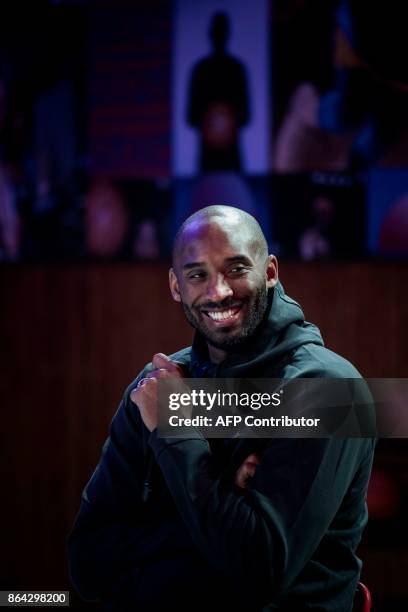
[
  {"x1": 290, "y1": 343, "x2": 363, "y2": 378},
  {"x1": 168, "y1": 346, "x2": 193, "y2": 368}
]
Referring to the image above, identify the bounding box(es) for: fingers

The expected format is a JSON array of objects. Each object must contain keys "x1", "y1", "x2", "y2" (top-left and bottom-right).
[
  {"x1": 130, "y1": 354, "x2": 184, "y2": 408},
  {"x1": 130, "y1": 379, "x2": 157, "y2": 406},
  {"x1": 130, "y1": 369, "x2": 171, "y2": 403},
  {"x1": 234, "y1": 453, "x2": 262, "y2": 489},
  {"x1": 243, "y1": 453, "x2": 262, "y2": 469},
  {"x1": 152, "y1": 352, "x2": 172, "y2": 367},
  {"x1": 152, "y1": 353, "x2": 184, "y2": 375},
  {"x1": 146, "y1": 368, "x2": 173, "y2": 380},
  {"x1": 235, "y1": 464, "x2": 251, "y2": 489},
  {"x1": 130, "y1": 367, "x2": 177, "y2": 404},
  {"x1": 136, "y1": 377, "x2": 150, "y2": 387},
  {"x1": 129, "y1": 355, "x2": 183, "y2": 433}
]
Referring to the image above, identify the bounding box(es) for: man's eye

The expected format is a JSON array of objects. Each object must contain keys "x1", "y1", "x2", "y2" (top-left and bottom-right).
[
  {"x1": 229, "y1": 266, "x2": 247, "y2": 275},
  {"x1": 188, "y1": 271, "x2": 206, "y2": 280}
]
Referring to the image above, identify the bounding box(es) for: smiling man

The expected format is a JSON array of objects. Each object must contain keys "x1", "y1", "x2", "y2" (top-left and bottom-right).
[
  {"x1": 169, "y1": 206, "x2": 276, "y2": 361},
  {"x1": 69, "y1": 205, "x2": 375, "y2": 611}
]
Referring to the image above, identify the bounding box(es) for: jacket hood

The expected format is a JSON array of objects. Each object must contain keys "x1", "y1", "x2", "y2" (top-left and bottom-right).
[{"x1": 189, "y1": 282, "x2": 324, "y2": 377}]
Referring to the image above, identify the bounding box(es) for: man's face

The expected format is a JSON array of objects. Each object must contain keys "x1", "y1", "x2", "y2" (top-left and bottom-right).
[{"x1": 169, "y1": 220, "x2": 277, "y2": 351}]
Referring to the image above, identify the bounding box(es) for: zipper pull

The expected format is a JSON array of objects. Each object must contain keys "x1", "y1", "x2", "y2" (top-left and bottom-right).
[{"x1": 142, "y1": 479, "x2": 152, "y2": 503}]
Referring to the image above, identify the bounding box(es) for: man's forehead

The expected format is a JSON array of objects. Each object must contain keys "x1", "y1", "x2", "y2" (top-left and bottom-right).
[{"x1": 176, "y1": 219, "x2": 255, "y2": 263}]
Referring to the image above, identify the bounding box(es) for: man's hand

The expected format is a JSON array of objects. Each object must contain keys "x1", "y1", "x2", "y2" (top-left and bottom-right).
[
  {"x1": 234, "y1": 453, "x2": 262, "y2": 489},
  {"x1": 131, "y1": 354, "x2": 261, "y2": 486},
  {"x1": 130, "y1": 353, "x2": 184, "y2": 432}
]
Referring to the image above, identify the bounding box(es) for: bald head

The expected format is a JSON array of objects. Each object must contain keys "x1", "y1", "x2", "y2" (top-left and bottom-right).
[{"x1": 172, "y1": 205, "x2": 268, "y2": 268}]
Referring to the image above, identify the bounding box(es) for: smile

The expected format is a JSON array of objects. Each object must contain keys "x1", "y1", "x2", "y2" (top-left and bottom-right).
[{"x1": 202, "y1": 305, "x2": 242, "y2": 324}]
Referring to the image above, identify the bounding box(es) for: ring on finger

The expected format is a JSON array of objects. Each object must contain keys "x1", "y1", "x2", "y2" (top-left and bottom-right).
[{"x1": 137, "y1": 377, "x2": 150, "y2": 388}]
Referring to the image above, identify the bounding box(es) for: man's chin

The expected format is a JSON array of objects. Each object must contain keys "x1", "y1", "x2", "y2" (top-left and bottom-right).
[
  {"x1": 189, "y1": 316, "x2": 247, "y2": 350},
  {"x1": 203, "y1": 328, "x2": 249, "y2": 350}
]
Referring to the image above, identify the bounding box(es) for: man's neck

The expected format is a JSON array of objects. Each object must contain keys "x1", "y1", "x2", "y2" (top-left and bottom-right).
[{"x1": 207, "y1": 343, "x2": 228, "y2": 364}]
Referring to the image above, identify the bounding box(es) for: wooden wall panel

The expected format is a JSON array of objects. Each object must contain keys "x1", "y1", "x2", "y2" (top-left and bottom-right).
[{"x1": 0, "y1": 262, "x2": 407, "y2": 604}]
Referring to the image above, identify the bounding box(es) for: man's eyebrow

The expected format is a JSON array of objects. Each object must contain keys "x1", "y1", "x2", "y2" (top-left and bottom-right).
[
  {"x1": 224, "y1": 255, "x2": 253, "y2": 265},
  {"x1": 183, "y1": 261, "x2": 206, "y2": 270},
  {"x1": 182, "y1": 255, "x2": 253, "y2": 270}
]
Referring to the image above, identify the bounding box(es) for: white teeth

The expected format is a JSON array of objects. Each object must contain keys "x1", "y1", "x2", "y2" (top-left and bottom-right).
[{"x1": 207, "y1": 309, "x2": 236, "y2": 321}]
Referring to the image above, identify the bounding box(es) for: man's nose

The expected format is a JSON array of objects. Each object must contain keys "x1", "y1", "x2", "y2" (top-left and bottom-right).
[{"x1": 206, "y1": 274, "x2": 233, "y2": 301}]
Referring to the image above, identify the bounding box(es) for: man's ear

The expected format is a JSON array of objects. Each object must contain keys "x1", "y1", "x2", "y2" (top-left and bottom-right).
[
  {"x1": 266, "y1": 255, "x2": 278, "y2": 289},
  {"x1": 169, "y1": 267, "x2": 181, "y2": 302}
]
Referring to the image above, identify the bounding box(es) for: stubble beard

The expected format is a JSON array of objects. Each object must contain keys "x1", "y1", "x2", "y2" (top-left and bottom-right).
[{"x1": 181, "y1": 283, "x2": 269, "y2": 351}]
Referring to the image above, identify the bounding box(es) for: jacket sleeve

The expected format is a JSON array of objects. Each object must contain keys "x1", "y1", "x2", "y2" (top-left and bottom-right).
[
  {"x1": 69, "y1": 366, "x2": 235, "y2": 609},
  {"x1": 148, "y1": 383, "x2": 375, "y2": 603},
  {"x1": 68, "y1": 371, "x2": 153, "y2": 601},
  {"x1": 68, "y1": 392, "x2": 144, "y2": 599}
]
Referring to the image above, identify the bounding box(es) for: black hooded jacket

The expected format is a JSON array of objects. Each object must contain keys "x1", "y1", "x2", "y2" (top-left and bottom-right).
[{"x1": 68, "y1": 284, "x2": 375, "y2": 611}]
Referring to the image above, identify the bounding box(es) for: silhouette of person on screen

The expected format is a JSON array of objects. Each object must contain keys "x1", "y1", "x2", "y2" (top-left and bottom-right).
[{"x1": 187, "y1": 12, "x2": 250, "y2": 172}]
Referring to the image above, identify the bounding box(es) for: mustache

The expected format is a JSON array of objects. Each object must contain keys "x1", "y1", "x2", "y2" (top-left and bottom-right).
[{"x1": 199, "y1": 298, "x2": 244, "y2": 311}]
